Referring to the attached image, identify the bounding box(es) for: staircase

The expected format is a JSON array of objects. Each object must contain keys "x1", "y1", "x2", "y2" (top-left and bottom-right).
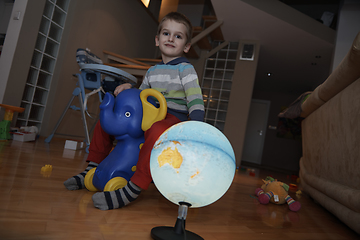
[
  {"x1": 186, "y1": 15, "x2": 224, "y2": 59},
  {"x1": 103, "y1": 15, "x2": 224, "y2": 75},
  {"x1": 103, "y1": 50, "x2": 155, "y2": 77}
]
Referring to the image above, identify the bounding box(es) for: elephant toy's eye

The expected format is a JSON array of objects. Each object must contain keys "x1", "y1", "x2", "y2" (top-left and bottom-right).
[{"x1": 125, "y1": 112, "x2": 131, "y2": 117}]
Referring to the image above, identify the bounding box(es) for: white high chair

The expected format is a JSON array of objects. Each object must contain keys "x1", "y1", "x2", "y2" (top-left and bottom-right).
[{"x1": 45, "y1": 48, "x2": 137, "y2": 152}]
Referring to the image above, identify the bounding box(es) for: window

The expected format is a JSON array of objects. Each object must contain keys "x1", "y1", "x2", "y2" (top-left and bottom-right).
[{"x1": 201, "y1": 41, "x2": 238, "y2": 131}]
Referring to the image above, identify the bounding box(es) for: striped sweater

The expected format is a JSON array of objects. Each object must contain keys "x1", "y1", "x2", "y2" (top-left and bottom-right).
[{"x1": 139, "y1": 57, "x2": 204, "y2": 121}]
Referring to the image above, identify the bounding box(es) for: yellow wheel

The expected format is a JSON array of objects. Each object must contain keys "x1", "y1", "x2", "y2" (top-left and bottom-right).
[
  {"x1": 84, "y1": 168, "x2": 98, "y2": 192},
  {"x1": 103, "y1": 177, "x2": 128, "y2": 191}
]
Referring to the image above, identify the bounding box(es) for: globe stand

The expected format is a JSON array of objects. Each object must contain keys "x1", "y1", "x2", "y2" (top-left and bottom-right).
[{"x1": 151, "y1": 202, "x2": 204, "y2": 240}]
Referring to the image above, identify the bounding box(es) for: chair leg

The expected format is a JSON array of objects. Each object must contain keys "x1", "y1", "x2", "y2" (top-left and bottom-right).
[
  {"x1": 45, "y1": 89, "x2": 78, "y2": 143},
  {"x1": 78, "y1": 90, "x2": 91, "y2": 151},
  {"x1": 88, "y1": 114, "x2": 100, "y2": 136},
  {"x1": 45, "y1": 87, "x2": 92, "y2": 153}
]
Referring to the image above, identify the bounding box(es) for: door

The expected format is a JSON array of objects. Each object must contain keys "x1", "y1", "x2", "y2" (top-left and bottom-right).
[{"x1": 241, "y1": 99, "x2": 270, "y2": 164}]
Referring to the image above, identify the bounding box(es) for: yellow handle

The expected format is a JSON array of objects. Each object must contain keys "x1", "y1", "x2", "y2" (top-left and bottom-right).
[{"x1": 140, "y1": 89, "x2": 167, "y2": 131}]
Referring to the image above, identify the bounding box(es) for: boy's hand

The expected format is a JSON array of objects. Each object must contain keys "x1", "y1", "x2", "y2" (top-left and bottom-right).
[{"x1": 114, "y1": 83, "x2": 132, "y2": 96}]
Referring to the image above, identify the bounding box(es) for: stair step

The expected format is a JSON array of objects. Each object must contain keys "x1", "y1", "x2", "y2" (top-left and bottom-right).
[
  {"x1": 133, "y1": 58, "x2": 162, "y2": 65},
  {"x1": 103, "y1": 50, "x2": 151, "y2": 66},
  {"x1": 105, "y1": 64, "x2": 150, "y2": 70},
  {"x1": 202, "y1": 15, "x2": 217, "y2": 21},
  {"x1": 104, "y1": 63, "x2": 150, "y2": 77},
  {"x1": 192, "y1": 26, "x2": 212, "y2": 50},
  {"x1": 202, "y1": 15, "x2": 224, "y2": 41}
]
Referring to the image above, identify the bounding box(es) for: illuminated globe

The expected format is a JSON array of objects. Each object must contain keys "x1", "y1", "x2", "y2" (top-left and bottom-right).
[{"x1": 150, "y1": 121, "x2": 236, "y2": 208}]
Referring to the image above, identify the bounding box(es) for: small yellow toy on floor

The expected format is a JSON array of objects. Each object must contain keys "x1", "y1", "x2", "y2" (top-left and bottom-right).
[{"x1": 255, "y1": 176, "x2": 301, "y2": 212}]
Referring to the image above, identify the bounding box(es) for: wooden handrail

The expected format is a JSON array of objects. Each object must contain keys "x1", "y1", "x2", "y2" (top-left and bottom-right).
[
  {"x1": 202, "y1": 15, "x2": 218, "y2": 21},
  {"x1": 133, "y1": 58, "x2": 162, "y2": 63},
  {"x1": 103, "y1": 50, "x2": 151, "y2": 66},
  {"x1": 104, "y1": 63, "x2": 151, "y2": 70},
  {"x1": 191, "y1": 19, "x2": 223, "y2": 45},
  {"x1": 104, "y1": 63, "x2": 151, "y2": 77}
]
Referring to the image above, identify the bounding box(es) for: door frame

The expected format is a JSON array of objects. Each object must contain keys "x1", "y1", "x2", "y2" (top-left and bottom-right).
[{"x1": 241, "y1": 99, "x2": 271, "y2": 165}]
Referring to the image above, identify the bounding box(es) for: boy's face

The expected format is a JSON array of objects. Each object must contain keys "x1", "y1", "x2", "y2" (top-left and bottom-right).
[{"x1": 155, "y1": 19, "x2": 191, "y2": 63}]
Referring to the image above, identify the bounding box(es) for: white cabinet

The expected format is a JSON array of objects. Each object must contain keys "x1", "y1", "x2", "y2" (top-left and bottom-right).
[{"x1": 16, "y1": 0, "x2": 70, "y2": 130}]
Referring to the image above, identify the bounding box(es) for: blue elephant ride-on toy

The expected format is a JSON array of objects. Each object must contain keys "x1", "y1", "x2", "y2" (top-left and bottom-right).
[{"x1": 84, "y1": 88, "x2": 167, "y2": 192}]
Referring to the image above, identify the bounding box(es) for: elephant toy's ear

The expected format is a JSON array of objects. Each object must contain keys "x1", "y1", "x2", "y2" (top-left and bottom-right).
[{"x1": 140, "y1": 89, "x2": 167, "y2": 131}]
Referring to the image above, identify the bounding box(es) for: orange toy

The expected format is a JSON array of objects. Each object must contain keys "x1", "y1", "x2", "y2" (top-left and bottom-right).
[
  {"x1": 255, "y1": 176, "x2": 301, "y2": 212},
  {"x1": 0, "y1": 104, "x2": 25, "y2": 140}
]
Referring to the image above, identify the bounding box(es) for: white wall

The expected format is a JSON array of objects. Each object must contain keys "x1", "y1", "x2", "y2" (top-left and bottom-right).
[
  {"x1": 177, "y1": 0, "x2": 205, "y2": 27},
  {"x1": 332, "y1": 0, "x2": 360, "y2": 71},
  {"x1": 0, "y1": 0, "x2": 29, "y2": 108},
  {"x1": 0, "y1": 0, "x2": 13, "y2": 34},
  {"x1": 0, "y1": 0, "x2": 45, "y2": 127}
]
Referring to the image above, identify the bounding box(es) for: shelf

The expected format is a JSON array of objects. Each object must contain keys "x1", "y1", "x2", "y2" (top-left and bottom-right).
[
  {"x1": 37, "y1": 71, "x2": 52, "y2": 88},
  {"x1": 56, "y1": 0, "x2": 70, "y2": 12},
  {"x1": 45, "y1": 38, "x2": 59, "y2": 57},
  {"x1": 35, "y1": 34, "x2": 46, "y2": 52},
  {"x1": 28, "y1": 104, "x2": 45, "y2": 122},
  {"x1": 39, "y1": 16, "x2": 50, "y2": 35},
  {"x1": 43, "y1": 1, "x2": 54, "y2": 18},
  {"x1": 17, "y1": 0, "x2": 70, "y2": 130},
  {"x1": 40, "y1": 54, "x2": 56, "y2": 73},
  {"x1": 31, "y1": 50, "x2": 42, "y2": 68},
  {"x1": 33, "y1": 88, "x2": 49, "y2": 105},
  {"x1": 22, "y1": 85, "x2": 35, "y2": 102},
  {"x1": 27, "y1": 68, "x2": 38, "y2": 85},
  {"x1": 53, "y1": 6, "x2": 67, "y2": 27},
  {"x1": 49, "y1": 22, "x2": 63, "y2": 42}
]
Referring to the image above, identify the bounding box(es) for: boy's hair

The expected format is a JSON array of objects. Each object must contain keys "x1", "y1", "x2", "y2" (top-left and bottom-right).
[{"x1": 157, "y1": 12, "x2": 193, "y2": 44}]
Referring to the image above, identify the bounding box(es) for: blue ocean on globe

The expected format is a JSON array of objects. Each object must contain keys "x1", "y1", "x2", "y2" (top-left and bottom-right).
[{"x1": 150, "y1": 121, "x2": 236, "y2": 208}]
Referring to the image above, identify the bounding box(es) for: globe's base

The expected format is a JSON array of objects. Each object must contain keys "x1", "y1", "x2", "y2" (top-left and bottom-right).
[{"x1": 151, "y1": 226, "x2": 204, "y2": 240}]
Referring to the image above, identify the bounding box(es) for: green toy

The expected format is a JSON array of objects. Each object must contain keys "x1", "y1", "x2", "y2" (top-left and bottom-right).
[
  {"x1": 255, "y1": 176, "x2": 301, "y2": 212},
  {"x1": 0, "y1": 104, "x2": 24, "y2": 140}
]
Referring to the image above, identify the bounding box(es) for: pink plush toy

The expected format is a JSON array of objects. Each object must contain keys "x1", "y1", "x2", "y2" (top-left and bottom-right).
[{"x1": 255, "y1": 176, "x2": 301, "y2": 212}]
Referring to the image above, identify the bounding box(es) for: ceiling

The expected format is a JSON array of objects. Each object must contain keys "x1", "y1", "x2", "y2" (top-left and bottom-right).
[{"x1": 210, "y1": 0, "x2": 339, "y2": 95}]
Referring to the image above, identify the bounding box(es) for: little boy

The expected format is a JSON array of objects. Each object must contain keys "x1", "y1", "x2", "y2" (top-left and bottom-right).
[{"x1": 64, "y1": 12, "x2": 204, "y2": 210}]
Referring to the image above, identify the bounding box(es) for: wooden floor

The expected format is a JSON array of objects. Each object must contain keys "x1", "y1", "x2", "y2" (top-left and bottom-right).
[{"x1": 0, "y1": 137, "x2": 358, "y2": 240}]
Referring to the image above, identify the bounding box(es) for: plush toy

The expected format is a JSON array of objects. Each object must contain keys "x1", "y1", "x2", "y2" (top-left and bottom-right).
[{"x1": 255, "y1": 176, "x2": 301, "y2": 212}]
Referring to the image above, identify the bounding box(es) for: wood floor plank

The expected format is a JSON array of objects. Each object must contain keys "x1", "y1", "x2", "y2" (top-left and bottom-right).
[{"x1": 0, "y1": 137, "x2": 358, "y2": 240}]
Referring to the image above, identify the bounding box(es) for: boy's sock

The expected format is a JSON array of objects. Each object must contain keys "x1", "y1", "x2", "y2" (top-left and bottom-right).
[
  {"x1": 63, "y1": 161, "x2": 99, "y2": 190},
  {"x1": 92, "y1": 181, "x2": 141, "y2": 210}
]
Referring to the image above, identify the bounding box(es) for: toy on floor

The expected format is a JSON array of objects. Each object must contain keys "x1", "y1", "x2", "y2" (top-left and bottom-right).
[
  {"x1": 255, "y1": 176, "x2": 301, "y2": 212},
  {"x1": 84, "y1": 88, "x2": 167, "y2": 192},
  {"x1": 41, "y1": 164, "x2": 53, "y2": 177},
  {"x1": 0, "y1": 104, "x2": 24, "y2": 140}
]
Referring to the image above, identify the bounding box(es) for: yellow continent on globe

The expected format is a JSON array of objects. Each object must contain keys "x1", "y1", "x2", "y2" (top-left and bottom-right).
[{"x1": 157, "y1": 147, "x2": 183, "y2": 170}]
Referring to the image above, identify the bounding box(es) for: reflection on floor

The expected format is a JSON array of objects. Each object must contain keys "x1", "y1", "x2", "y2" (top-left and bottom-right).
[{"x1": 0, "y1": 137, "x2": 358, "y2": 240}]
